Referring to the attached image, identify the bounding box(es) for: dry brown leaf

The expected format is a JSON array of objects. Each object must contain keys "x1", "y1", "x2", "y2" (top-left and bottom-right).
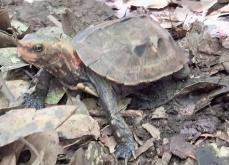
[
  {"x1": 0, "y1": 31, "x2": 17, "y2": 48},
  {"x1": 0, "y1": 79, "x2": 29, "y2": 108},
  {"x1": 0, "y1": 141, "x2": 25, "y2": 165},
  {"x1": 216, "y1": 131, "x2": 229, "y2": 143},
  {"x1": 0, "y1": 105, "x2": 77, "y2": 147},
  {"x1": 179, "y1": 0, "x2": 217, "y2": 13},
  {"x1": 196, "y1": 144, "x2": 223, "y2": 165},
  {"x1": 99, "y1": 126, "x2": 116, "y2": 153},
  {"x1": 151, "y1": 106, "x2": 167, "y2": 119},
  {"x1": 47, "y1": 15, "x2": 62, "y2": 28},
  {"x1": 99, "y1": 134, "x2": 116, "y2": 153},
  {"x1": 204, "y1": 19, "x2": 229, "y2": 51},
  {"x1": 58, "y1": 97, "x2": 99, "y2": 140},
  {"x1": 154, "y1": 152, "x2": 172, "y2": 165},
  {"x1": 150, "y1": 8, "x2": 183, "y2": 29},
  {"x1": 100, "y1": 0, "x2": 128, "y2": 18},
  {"x1": 0, "y1": 153, "x2": 16, "y2": 165},
  {"x1": 142, "y1": 123, "x2": 160, "y2": 140},
  {"x1": 170, "y1": 135, "x2": 196, "y2": 159},
  {"x1": 57, "y1": 114, "x2": 100, "y2": 139},
  {"x1": 23, "y1": 131, "x2": 62, "y2": 165},
  {"x1": 133, "y1": 138, "x2": 154, "y2": 159},
  {"x1": 0, "y1": 92, "x2": 9, "y2": 109},
  {"x1": 127, "y1": 0, "x2": 170, "y2": 9},
  {"x1": 69, "y1": 141, "x2": 112, "y2": 165},
  {"x1": 0, "y1": 8, "x2": 11, "y2": 31},
  {"x1": 67, "y1": 96, "x2": 89, "y2": 115},
  {"x1": 6, "y1": 80, "x2": 30, "y2": 100}
]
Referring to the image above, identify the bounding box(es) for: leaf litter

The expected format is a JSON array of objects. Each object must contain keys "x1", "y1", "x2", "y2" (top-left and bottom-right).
[{"x1": 0, "y1": 0, "x2": 228, "y2": 164}]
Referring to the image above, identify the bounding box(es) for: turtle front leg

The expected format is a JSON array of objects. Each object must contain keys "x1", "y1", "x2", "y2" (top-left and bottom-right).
[
  {"x1": 88, "y1": 71, "x2": 135, "y2": 160},
  {"x1": 23, "y1": 69, "x2": 52, "y2": 109}
]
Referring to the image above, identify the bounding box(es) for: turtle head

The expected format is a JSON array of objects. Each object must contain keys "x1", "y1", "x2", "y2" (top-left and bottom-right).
[{"x1": 17, "y1": 40, "x2": 81, "y2": 85}]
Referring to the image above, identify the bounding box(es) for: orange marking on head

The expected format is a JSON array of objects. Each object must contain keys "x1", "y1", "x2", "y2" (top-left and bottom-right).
[
  {"x1": 55, "y1": 42, "x2": 81, "y2": 69},
  {"x1": 17, "y1": 41, "x2": 39, "y2": 63},
  {"x1": 73, "y1": 51, "x2": 81, "y2": 69}
]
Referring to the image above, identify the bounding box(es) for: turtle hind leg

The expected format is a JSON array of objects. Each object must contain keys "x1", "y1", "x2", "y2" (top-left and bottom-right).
[
  {"x1": 173, "y1": 64, "x2": 190, "y2": 80},
  {"x1": 88, "y1": 70, "x2": 135, "y2": 160}
]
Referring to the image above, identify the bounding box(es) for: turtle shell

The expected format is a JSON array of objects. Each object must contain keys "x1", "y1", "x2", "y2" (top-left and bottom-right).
[{"x1": 72, "y1": 16, "x2": 188, "y2": 86}]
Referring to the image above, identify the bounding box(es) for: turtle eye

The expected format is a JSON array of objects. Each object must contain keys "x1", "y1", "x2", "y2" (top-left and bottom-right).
[{"x1": 32, "y1": 44, "x2": 44, "y2": 52}]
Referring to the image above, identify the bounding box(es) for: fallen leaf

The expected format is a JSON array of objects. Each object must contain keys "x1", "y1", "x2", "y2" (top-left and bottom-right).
[
  {"x1": 67, "y1": 96, "x2": 90, "y2": 115},
  {"x1": 127, "y1": 0, "x2": 170, "y2": 9},
  {"x1": 170, "y1": 135, "x2": 196, "y2": 159},
  {"x1": 0, "y1": 154, "x2": 16, "y2": 165},
  {"x1": 133, "y1": 138, "x2": 154, "y2": 159},
  {"x1": 133, "y1": 132, "x2": 144, "y2": 146},
  {"x1": 216, "y1": 131, "x2": 229, "y2": 143},
  {"x1": 57, "y1": 114, "x2": 100, "y2": 139},
  {"x1": 142, "y1": 123, "x2": 160, "y2": 140},
  {"x1": 69, "y1": 141, "x2": 112, "y2": 165},
  {"x1": 0, "y1": 105, "x2": 77, "y2": 147},
  {"x1": 0, "y1": 141, "x2": 24, "y2": 165},
  {"x1": 0, "y1": 48, "x2": 27, "y2": 72},
  {"x1": 24, "y1": 0, "x2": 45, "y2": 3},
  {"x1": 154, "y1": 152, "x2": 172, "y2": 165},
  {"x1": 196, "y1": 144, "x2": 223, "y2": 165},
  {"x1": 45, "y1": 81, "x2": 65, "y2": 105},
  {"x1": 0, "y1": 92, "x2": 9, "y2": 109},
  {"x1": 0, "y1": 31, "x2": 17, "y2": 49},
  {"x1": 102, "y1": 0, "x2": 128, "y2": 18},
  {"x1": 99, "y1": 134, "x2": 116, "y2": 153},
  {"x1": 218, "y1": 146, "x2": 229, "y2": 158},
  {"x1": 58, "y1": 95, "x2": 98, "y2": 140},
  {"x1": 48, "y1": 15, "x2": 62, "y2": 28},
  {"x1": 179, "y1": 0, "x2": 217, "y2": 13},
  {"x1": 11, "y1": 20, "x2": 28, "y2": 33},
  {"x1": 151, "y1": 106, "x2": 167, "y2": 119},
  {"x1": 23, "y1": 131, "x2": 62, "y2": 165},
  {"x1": 180, "y1": 117, "x2": 219, "y2": 140},
  {"x1": 6, "y1": 80, "x2": 30, "y2": 100},
  {"x1": 0, "y1": 8, "x2": 11, "y2": 31},
  {"x1": 99, "y1": 126, "x2": 116, "y2": 153},
  {"x1": 0, "y1": 80, "x2": 29, "y2": 107}
]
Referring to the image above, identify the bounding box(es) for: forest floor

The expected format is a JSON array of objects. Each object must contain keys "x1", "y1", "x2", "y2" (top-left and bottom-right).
[{"x1": 0, "y1": 0, "x2": 229, "y2": 164}]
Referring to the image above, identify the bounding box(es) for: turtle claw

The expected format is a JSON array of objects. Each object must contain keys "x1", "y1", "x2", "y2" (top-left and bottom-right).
[
  {"x1": 114, "y1": 143, "x2": 135, "y2": 161},
  {"x1": 23, "y1": 93, "x2": 45, "y2": 110}
]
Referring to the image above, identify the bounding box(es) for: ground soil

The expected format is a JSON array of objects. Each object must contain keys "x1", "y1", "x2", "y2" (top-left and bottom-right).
[{"x1": 1, "y1": 0, "x2": 229, "y2": 164}]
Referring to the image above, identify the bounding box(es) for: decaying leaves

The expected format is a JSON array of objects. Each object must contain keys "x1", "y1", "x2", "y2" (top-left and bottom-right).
[
  {"x1": 170, "y1": 135, "x2": 196, "y2": 159},
  {"x1": 0, "y1": 8, "x2": 11, "y2": 31},
  {"x1": 69, "y1": 141, "x2": 113, "y2": 165},
  {"x1": 142, "y1": 123, "x2": 160, "y2": 140},
  {"x1": 0, "y1": 106, "x2": 77, "y2": 147},
  {"x1": 21, "y1": 131, "x2": 62, "y2": 165},
  {"x1": 57, "y1": 114, "x2": 100, "y2": 139},
  {"x1": 0, "y1": 0, "x2": 229, "y2": 164}
]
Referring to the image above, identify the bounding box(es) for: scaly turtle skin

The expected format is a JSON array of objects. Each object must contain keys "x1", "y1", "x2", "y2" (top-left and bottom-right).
[{"x1": 17, "y1": 16, "x2": 189, "y2": 160}]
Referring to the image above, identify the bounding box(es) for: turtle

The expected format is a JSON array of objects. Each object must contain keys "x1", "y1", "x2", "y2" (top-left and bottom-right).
[{"x1": 17, "y1": 15, "x2": 190, "y2": 160}]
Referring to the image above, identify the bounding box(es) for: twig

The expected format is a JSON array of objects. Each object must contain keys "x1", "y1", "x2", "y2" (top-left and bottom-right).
[
  {"x1": 89, "y1": 109, "x2": 143, "y2": 118},
  {"x1": 63, "y1": 139, "x2": 81, "y2": 149},
  {"x1": 48, "y1": 15, "x2": 62, "y2": 28},
  {"x1": 55, "y1": 106, "x2": 78, "y2": 130}
]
